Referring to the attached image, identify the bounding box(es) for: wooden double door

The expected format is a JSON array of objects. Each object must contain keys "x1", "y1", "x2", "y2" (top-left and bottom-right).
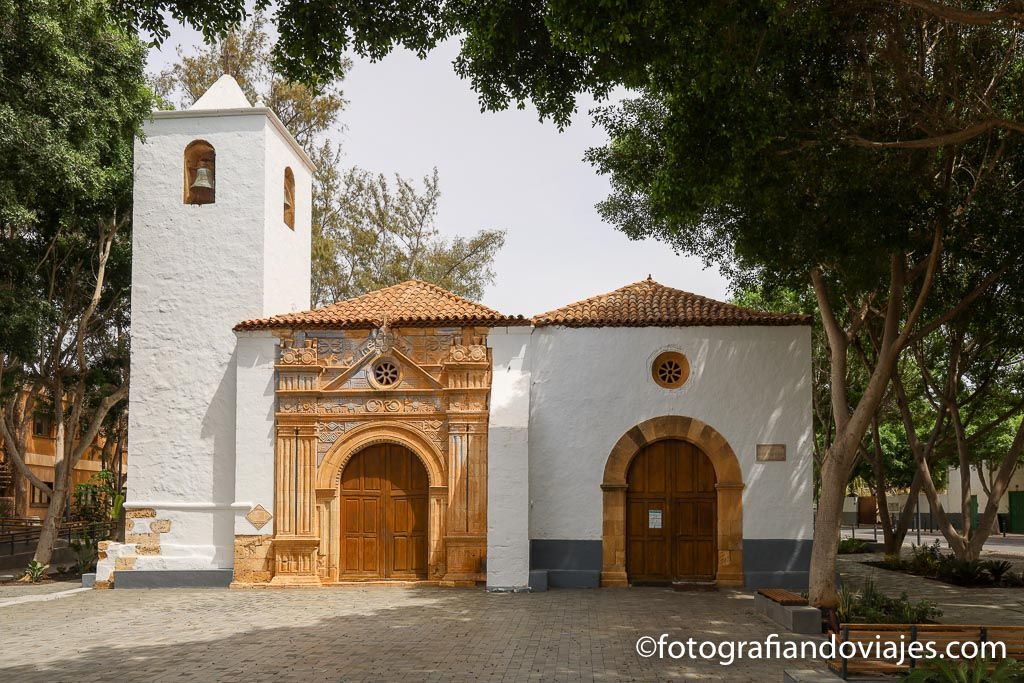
[
  {"x1": 626, "y1": 440, "x2": 717, "y2": 583},
  {"x1": 339, "y1": 444, "x2": 428, "y2": 579}
]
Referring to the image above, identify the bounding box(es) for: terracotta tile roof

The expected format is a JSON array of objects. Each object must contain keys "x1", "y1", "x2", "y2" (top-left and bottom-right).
[
  {"x1": 235, "y1": 279, "x2": 527, "y2": 331},
  {"x1": 532, "y1": 277, "x2": 811, "y2": 328}
]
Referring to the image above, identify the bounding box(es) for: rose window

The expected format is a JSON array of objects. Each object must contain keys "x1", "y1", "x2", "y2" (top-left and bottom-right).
[
  {"x1": 651, "y1": 351, "x2": 689, "y2": 389},
  {"x1": 372, "y1": 360, "x2": 400, "y2": 387}
]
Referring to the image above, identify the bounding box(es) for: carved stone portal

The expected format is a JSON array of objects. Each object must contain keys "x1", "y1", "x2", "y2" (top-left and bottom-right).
[{"x1": 240, "y1": 326, "x2": 492, "y2": 586}]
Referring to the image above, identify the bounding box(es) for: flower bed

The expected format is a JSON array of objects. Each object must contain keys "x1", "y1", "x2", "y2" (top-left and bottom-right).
[{"x1": 863, "y1": 540, "x2": 1024, "y2": 588}]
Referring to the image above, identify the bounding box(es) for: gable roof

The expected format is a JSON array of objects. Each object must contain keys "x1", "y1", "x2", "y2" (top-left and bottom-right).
[
  {"x1": 531, "y1": 277, "x2": 811, "y2": 328},
  {"x1": 235, "y1": 279, "x2": 527, "y2": 331}
]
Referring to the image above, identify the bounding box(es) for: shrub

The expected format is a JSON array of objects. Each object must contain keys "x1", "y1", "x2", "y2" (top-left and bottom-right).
[
  {"x1": 838, "y1": 577, "x2": 941, "y2": 624},
  {"x1": 939, "y1": 558, "x2": 991, "y2": 586},
  {"x1": 981, "y1": 560, "x2": 1014, "y2": 583},
  {"x1": 24, "y1": 560, "x2": 48, "y2": 583},
  {"x1": 838, "y1": 538, "x2": 872, "y2": 554},
  {"x1": 880, "y1": 553, "x2": 906, "y2": 570},
  {"x1": 1001, "y1": 572, "x2": 1024, "y2": 588},
  {"x1": 907, "y1": 541, "x2": 943, "y2": 576}
]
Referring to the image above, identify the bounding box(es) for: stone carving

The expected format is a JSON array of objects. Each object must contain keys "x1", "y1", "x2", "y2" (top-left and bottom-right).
[
  {"x1": 449, "y1": 395, "x2": 487, "y2": 412},
  {"x1": 320, "y1": 396, "x2": 441, "y2": 415},
  {"x1": 279, "y1": 397, "x2": 317, "y2": 414},
  {"x1": 405, "y1": 419, "x2": 447, "y2": 450},
  {"x1": 245, "y1": 504, "x2": 273, "y2": 530},
  {"x1": 280, "y1": 340, "x2": 317, "y2": 365},
  {"x1": 316, "y1": 420, "x2": 364, "y2": 443},
  {"x1": 449, "y1": 344, "x2": 487, "y2": 362}
]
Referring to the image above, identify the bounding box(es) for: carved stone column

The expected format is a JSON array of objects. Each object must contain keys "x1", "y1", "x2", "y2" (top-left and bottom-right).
[
  {"x1": 428, "y1": 485, "x2": 448, "y2": 579},
  {"x1": 271, "y1": 424, "x2": 321, "y2": 586},
  {"x1": 715, "y1": 482, "x2": 744, "y2": 587},
  {"x1": 600, "y1": 484, "x2": 629, "y2": 586},
  {"x1": 442, "y1": 334, "x2": 490, "y2": 584}
]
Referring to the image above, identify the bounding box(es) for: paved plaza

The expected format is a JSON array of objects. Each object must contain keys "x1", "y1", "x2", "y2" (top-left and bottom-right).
[{"x1": 0, "y1": 585, "x2": 821, "y2": 682}]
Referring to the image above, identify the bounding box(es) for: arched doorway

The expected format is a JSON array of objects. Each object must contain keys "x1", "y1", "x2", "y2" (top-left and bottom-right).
[
  {"x1": 627, "y1": 440, "x2": 717, "y2": 583},
  {"x1": 601, "y1": 416, "x2": 744, "y2": 587},
  {"x1": 339, "y1": 443, "x2": 429, "y2": 579}
]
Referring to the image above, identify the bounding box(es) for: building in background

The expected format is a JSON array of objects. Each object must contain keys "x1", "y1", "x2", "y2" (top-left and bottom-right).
[{"x1": 0, "y1": 395, "x2": 126, "y2": 519}]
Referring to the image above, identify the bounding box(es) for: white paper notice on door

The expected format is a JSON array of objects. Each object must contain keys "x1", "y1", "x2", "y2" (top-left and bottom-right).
[{"x1": 648, "y1": 509, "x2": 663, "y2": 529}]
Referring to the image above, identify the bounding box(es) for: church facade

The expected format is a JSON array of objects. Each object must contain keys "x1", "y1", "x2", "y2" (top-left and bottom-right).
[{"x1": 96, "y1": 77, "x2": 814, "y2": 591}]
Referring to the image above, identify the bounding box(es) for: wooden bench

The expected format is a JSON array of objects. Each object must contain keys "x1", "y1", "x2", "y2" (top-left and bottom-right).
[
  {"x1": 756, "y1": 588, "x2": 808, "y2": 606},
  {"x1": 828, "y1": 624, "x2": 1024, "y2": 679}
]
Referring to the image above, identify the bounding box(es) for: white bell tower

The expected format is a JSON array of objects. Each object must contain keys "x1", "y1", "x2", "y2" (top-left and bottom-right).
[{"x1": 119, "y1": 75, "x2": 313, "y2": 585}]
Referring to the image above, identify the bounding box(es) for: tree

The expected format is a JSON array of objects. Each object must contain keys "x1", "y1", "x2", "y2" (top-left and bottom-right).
[
  {"x1": 0, "y1": 0, "x2": 153, "y2": 566},
  {"x1": 121, "y1": 1, "x2": 1024, "y2": 607},
  {"x1": 891, "y1": 277, "x2": 1024, "y2": 560},
  {"x1": 312, "y1": 161, "x2": 505, "y2": 305},
  {"x1": 155, "y1": 15, "x2": 505, "y2": 307}
]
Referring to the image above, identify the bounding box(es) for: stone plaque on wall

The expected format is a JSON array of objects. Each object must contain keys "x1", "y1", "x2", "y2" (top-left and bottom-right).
[{"x1": 756, "y1": 444, "x2": 786, "y2": 462}]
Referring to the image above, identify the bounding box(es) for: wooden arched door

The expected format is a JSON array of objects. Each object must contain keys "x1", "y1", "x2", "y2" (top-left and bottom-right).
[
  {"x1": 626, "y1": 440, "x2": 717, "y2": 583},
  {"x1": 339, "y1": 443, "x2": 428, "y2": 579}
]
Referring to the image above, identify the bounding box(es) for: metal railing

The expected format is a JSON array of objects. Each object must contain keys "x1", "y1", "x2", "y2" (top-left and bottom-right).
[{"x1": 0, "y1": 518, "x2": 113, "y2": 557}]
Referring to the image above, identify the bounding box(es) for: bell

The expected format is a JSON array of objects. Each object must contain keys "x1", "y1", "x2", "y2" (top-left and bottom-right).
[{"x1": 191, "y1": 166, "x2": 214, "y2": 190}]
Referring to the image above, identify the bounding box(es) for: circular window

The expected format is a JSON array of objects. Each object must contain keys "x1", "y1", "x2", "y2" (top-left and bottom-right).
[
  {"x1": 372, "y1": 360, "x2": 400, "y2": 387},
  {"x1": 652, "y1": 351, "x2": 689, "y2": 389}
]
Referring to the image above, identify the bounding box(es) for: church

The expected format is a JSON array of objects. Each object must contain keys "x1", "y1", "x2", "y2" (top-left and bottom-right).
[{"x1": 96, "y1": 76, "x2": 814, "y2": 591}]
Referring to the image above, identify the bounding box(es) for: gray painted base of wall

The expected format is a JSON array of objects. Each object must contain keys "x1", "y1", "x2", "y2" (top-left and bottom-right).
[
  {"x1": 548, "y1": 570, "x2": 600, "y2": 588},
  {"x1": 528, "y1": 570, "x2": 548, "y2": 592},
  {"x1": 531, "y1": 539, "x2": 813, "y2": 589},
  {"x1": 744, "y1": 539, "x2": 812, "y2": 589},
  {"x1": 114, "y1": 569, "x2": 233, "y2": 589},
  {"x1": 530, "y1": 540, "x2": 602, "y2": 589}
]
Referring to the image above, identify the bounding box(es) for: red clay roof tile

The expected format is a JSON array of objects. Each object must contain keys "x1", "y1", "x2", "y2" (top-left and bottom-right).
[
  {"x1": 234, "y1": 279, "x2": 526, "y2": 331},
  {"x1": 531, "y1": 277, "x2": 811, "y2": 328}
]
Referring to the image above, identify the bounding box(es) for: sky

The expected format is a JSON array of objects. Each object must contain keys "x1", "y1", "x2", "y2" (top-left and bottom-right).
[{"x1": 145, "y1": 25, "x2": 729, "y2": 316}]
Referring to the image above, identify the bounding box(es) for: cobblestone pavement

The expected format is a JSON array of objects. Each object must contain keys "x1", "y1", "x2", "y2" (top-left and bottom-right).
[
  {"x1": 0, "y1": 586, "x2": 825, "y2": 682},
  {"x1": 838, "y1": 555, "x2": 1024, "y2": 625}
]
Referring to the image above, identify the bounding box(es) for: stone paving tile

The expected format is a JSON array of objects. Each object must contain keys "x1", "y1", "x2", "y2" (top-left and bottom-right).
[
  {"x1": 838, "y1": 555, "x2": 1024, "y2": 625},
  {"x1": 0, "y1": 579, "x2": 81, "y2": 600},
  {"x1": 0, "y1": 586, "x2": 825, "y2": 681}
]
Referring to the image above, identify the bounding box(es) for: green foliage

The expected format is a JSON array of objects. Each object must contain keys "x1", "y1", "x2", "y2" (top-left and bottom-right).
[
  {"x1": 980, "y1": 560, "x2": 1014, "y2": 584},
  {"x1": 838, "y1": 538, "x2": 871, "y2": 554},
  {"x1": 70, "y1": 469, "x2": 122, "y2": 574},
  {"x1": 24, "y1": 560, "x2": 48, "y2": 583},
  {"x1": 875, "y1": 542, "x2": 1020, "y2": 588},
  {"x1": 837, "y1": 577, "x2": 941, "y2": 625},
  {"x1": 902, "y1": 658, "x2": 1024, "y2": 683},
  {"x1": 312, "y1": 163, "x2": 505, "y2": 306},
  {"x1": 0, "y1": 0, "x2": 153, "y2": 399}
]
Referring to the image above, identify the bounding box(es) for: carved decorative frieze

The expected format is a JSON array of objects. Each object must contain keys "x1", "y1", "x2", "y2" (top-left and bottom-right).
[
  {"x1": 316, "y1": 420, "x2": 365, "y2": 444},
  {"x1": 448, "y1": 344, "x2": 487, "y2": 363},
  {"x1": 280, "y1": 340, "x2": 317, "y2": 365}
]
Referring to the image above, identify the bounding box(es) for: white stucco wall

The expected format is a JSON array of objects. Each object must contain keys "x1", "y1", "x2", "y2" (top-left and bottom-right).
[
  {"x1": 233, "y1": 332, "x2": 279, "y2": 535},
  {"x1": 943, "y1": 466, "x2": 1024, "y2": 515},
  {"x1": 127, "y1": 109, "x2": 311, "y2": 571},
  {"x1": 486, "y1": 327, "x2": 533, "y2": 589},
  {"x1": 262, "y1": 119, "x2": 312, "y2": 317},
  {"x1": 527, "y1": 325, "x2": 814, "y2": 543}
]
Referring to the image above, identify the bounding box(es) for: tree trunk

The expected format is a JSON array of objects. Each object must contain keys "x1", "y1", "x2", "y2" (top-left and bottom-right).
[
  {"x1": 809, "y1": 453, "x2": 854, "y2": 608},
  {"x1": 32, "y1": 475, "x2": 69, "y2": 567}
]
